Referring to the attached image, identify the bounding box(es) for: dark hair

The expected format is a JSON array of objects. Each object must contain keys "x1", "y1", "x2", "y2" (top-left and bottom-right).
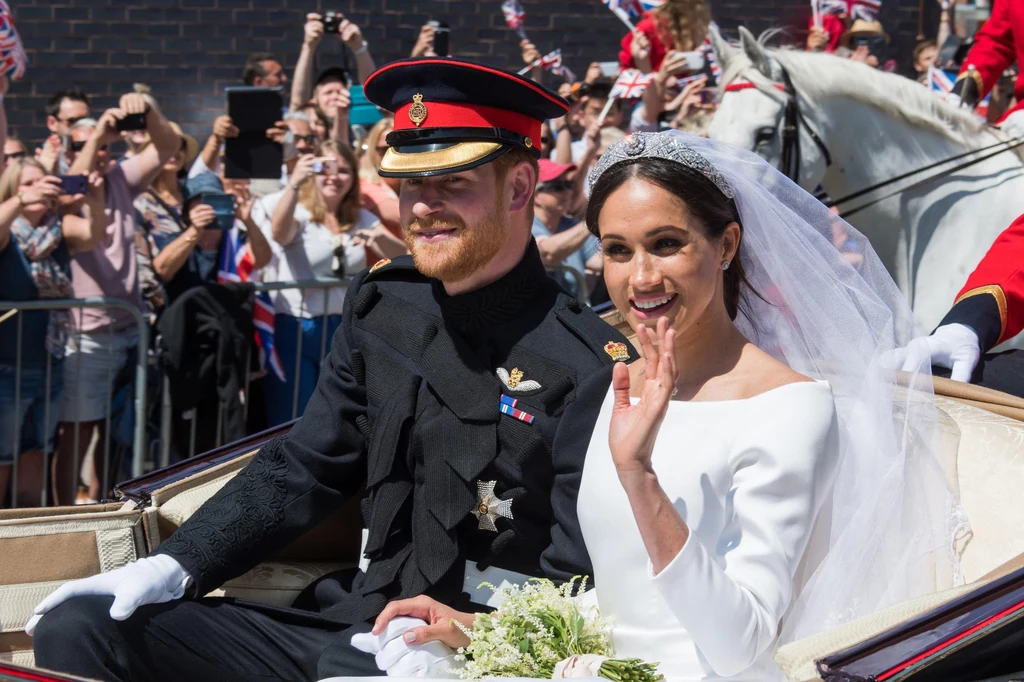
[
  {"x1": 243, "y1": 52, "x2": 276, "y2": 85},
  {"x1": 586, "y1": 158, "x2": 754, "y2": 320},
  {"x1": 46, "y1": 88, "x2": 89, "y2": 118}
]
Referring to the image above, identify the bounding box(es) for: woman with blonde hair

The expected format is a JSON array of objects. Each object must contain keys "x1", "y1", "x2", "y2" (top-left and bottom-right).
[
  {"x1": 619, "y1": 0, "x2": 712, "y2": 72},
  {"x1": 261, "y1": 139, "x2": 404, "y2": 425},
  {"x1": 0, "y1": 158, "x2": 103, "y2": 506},
  {"x1": 358, "y1": 115, "x2": 402, "y2": 238}
]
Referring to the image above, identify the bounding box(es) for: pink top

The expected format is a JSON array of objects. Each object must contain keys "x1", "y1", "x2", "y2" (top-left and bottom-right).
[{"x1": 69, "y1": 157, "x2": 149, "y2": 333}]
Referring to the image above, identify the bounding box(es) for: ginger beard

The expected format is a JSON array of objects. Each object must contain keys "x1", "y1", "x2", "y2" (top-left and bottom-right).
[{"x1": 403, "y1": 191, "x2": 509, "y2": 283}]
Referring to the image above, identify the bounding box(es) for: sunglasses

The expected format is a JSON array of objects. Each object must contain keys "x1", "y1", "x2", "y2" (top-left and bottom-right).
[
  {"x1": 58, "y1": 115, "x2": 86, "y2": 127},
  {"x1": 538, "y1": 180, "x2": 573, "y2": 192},
  {"x1": 295, "y1": 134, "x2": 318, "y2": 145},
  {"x1": 6, "y1": 151, "x2": 25, "y2": 160}
]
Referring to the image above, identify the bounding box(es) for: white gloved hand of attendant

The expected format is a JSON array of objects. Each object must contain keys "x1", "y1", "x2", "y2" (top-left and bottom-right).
[
  {"x1": 1001, "y1": 109, "x2": 1024, "y2": 139},
  {"x1": 25, "y1": 554, "x2": 191, "y2": 635},
  {"x1": 349, "y1": 616, "x2": 462, "y2": 678},
  {"x1": 896, "y1": 323, "x2": 981, "y2": 383}
]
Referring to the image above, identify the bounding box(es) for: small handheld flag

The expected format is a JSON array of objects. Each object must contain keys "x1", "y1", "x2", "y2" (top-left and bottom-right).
[
  {"x1": 819, "y1": 0, "x2": 881, "y2": 21},
  {"x1": 601, "y1": 0, "x2": 643, "y2": 31},
  {"x1": 928, "y1": 67, "x2": 990, "y2": 120},
  {"x1": 518, "y1": 49, "x2": 575, "y2": 82},
  {"x1": 0, "y1": 1, "x2": 27, "y2": 80},
  {"x1": 610, "y1": 69, "x2": 656, "y2": 99},
  {"x1": 502, "y1": 0, "x2": 528, "y2": 40}
]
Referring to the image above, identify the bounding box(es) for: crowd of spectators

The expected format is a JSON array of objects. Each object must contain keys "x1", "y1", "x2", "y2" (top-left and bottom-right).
[{"x1": 0, "y1": 0, "x2": 1014, "y2": 509}]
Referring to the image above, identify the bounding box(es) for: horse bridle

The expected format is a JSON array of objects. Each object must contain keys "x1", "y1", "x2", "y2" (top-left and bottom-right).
[
  {"x1": 725, "y1": 65, "x2": 832, "y2": 184},
  {"x1": 778, "y1": 67, "x2": 833, "y2": 183}
]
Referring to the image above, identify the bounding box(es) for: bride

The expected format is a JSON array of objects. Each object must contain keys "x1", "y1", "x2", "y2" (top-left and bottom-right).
[{"x1": 358, "y1": 132, "x2": 967, "y2": 681}]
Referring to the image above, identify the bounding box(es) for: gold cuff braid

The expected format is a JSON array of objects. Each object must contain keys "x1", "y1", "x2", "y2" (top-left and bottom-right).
[{"x1": 955, "y1": 285, "x2": 1008, "y2": 343}]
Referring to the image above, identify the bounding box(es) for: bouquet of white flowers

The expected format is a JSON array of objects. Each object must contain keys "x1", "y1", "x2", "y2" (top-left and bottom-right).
[{"x1": 453, "y1": 577, "x2": 662, "y2": 682}]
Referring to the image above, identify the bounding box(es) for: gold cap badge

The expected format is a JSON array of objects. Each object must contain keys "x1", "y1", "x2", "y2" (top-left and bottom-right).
[
  {"x1": 409, "y1": 93, "x2": 428, "y2": 127},
  {"x1": 604, "y1": 341, "x2": 630, "y2": 362},
  {"x1": 369, "y1": 258, "x2": 391, "y2": 273}
]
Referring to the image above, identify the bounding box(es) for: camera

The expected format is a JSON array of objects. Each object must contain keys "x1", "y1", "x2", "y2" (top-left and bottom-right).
[
  {"x1": 312, "y1": 157, "x2": 338, "y2": 175},
  {"x1": 322, "y1": 11, "x2": 340, "y2": 34}
]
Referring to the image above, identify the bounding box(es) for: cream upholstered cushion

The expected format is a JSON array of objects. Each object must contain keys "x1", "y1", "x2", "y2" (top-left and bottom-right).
[{"x1": 775, "y1": 395, "x2": 1024, "y2": 681}]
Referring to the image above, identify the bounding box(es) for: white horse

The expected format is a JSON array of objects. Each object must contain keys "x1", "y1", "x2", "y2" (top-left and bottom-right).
[{"x1": 707, "y1": 28, "x2": 1024, "y2": 332}]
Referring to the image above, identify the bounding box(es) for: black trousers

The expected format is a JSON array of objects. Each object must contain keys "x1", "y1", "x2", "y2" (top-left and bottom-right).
[{"x1": 33, "y1": 595, "x2": 382, "y2": 682}]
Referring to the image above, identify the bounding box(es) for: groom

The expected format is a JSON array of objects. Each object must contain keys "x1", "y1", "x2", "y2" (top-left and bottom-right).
[{"x1": 31, "y1": 58, "x2": 635, "y2": 681}]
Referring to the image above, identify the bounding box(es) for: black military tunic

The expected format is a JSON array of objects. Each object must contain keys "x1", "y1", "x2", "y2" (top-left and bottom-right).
[{"x1": 155, "y1": 240, "x2": 636, "y2": 624}]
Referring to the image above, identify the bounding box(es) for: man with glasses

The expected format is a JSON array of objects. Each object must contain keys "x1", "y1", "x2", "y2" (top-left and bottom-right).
[
  {"x1": 53, "y1": 93, "x2": 180, "y2": 505},
  {"x1": 532, "y1": 159, "x2": 600, "y2": 298},
  {"x1": 43, "y1": 88, "x2": 91, "y2": 174}
]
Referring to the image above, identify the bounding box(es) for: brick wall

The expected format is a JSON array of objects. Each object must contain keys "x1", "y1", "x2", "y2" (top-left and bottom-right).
[{"x1": 9, "y1": 0, "x2": 927, "y2": 147}]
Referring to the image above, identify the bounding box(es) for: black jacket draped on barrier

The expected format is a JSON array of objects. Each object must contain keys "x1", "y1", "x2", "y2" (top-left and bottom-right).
[
  {"x1": 154, "y1": 241, "x2": 636, "y2": 626},
  {"x1": 157, "y1": 282, "x2": 255, "y2": 460}
]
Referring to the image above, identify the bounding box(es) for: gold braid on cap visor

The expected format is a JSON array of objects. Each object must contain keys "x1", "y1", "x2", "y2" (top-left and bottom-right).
[{"x1": 379, "y1": 142, "x2": 505, "y2": 175}]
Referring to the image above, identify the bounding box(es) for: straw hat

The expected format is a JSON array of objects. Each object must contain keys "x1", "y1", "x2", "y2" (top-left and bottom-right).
[
  {"x1": 844, "y1": 18, "x2": 890, "y2": 44},
  {"x1": 169, "y1": 122, "x2": 199, "y2": 169}
]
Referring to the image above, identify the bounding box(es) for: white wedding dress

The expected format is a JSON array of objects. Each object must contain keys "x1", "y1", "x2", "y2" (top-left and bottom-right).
[{"x1": 578, "y1": 380, "x2": 838, "y2": 682}]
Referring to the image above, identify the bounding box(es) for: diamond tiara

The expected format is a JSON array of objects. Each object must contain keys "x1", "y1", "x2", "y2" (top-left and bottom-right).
[{"x1": 587, "y1": 132, "x2": 734, "y2": 199}]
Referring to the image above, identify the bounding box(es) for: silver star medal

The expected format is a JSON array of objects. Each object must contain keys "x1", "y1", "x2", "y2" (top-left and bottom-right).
[{"x1": 472, "y1": 480, "x2": 513, "y2": 532}]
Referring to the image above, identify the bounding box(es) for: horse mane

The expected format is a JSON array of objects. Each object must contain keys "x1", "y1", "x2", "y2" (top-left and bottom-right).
[{"x1": 724, "y1": 37, "x2": 986, "y2": 142}]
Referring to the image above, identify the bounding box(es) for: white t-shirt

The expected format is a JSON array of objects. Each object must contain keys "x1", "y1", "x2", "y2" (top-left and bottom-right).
[{"x1": 254, "y1": 189, "x2": 381, "y2": 318}]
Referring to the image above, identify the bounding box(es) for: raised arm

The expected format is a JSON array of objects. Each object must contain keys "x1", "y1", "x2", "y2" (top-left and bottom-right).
[
  {"x1": 271, "y1": 155, "x2": 315, "y2": 246},
  {"x1": 119, "y1": 93, "x2": 179, "y2": 196},
  {"x1": 339, "y1": 15, "x2": 376, "y2": 85},
  {"x1": 609, "y1": 320, "x2": 834, "y2": 677},
  {"x1": 290, "y1": 14, "x2": 324, "y2": 111}
]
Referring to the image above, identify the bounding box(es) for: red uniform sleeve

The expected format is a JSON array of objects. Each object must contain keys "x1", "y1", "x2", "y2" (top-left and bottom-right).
[
  {"x1": 941, "y1": 213, "x2": 1024, "y2": 350},
  {"x1": 957, "y1": 0, "x2": 1015, "y2": 98}
]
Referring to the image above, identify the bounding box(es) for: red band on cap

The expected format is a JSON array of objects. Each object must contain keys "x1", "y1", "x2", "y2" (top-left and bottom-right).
[{"x1": 393, "y1": 101, "x2": 542, "y2": 145}]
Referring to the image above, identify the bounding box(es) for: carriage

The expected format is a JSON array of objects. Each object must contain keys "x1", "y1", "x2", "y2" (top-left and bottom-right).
[{"x1": 1, "y1": 365, "x2": 1024, "y2": 681}]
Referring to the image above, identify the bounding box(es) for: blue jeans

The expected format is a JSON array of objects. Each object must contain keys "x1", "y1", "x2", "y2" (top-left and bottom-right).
[
  {"x1": 0, "y1": 361, "x2": 64, "y2": 464},
  {"x1": 264, "y1": 314, "x2": 342, "y2": 427}
]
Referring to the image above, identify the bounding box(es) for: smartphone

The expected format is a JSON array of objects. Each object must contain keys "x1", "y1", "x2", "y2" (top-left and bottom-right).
[
  {"x1": 597, "y1": 61, "x2": 620, "y2": 78},
  {"x1": 199, "y1": 192, "x2": 236, "y2": 231},
  {"x1": 312, "y1": 157, "x2": 338, "y2": 175},
  {"x1": 670, "y1": 50, "x2": 705, "y2": 75},
  {"x1": 115, "y1": 112, "x2": 147, "y2": 132},
  {"x1": 428, "y1": 20, "x2": 450, "y2": 57},
  {"x1": 57, "y1": 175, "x2": 88, "y2": 195}
]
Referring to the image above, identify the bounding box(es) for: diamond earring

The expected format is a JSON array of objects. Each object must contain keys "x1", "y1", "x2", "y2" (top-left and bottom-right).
[{"x1": 722, "y1": 260, "x2": 730, "y2": 271}]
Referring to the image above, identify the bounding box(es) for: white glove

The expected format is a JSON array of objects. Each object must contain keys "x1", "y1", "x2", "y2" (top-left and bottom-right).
[
  {"x1": 945, "y1": 93, "x2": 963, "y2": 109},
  {"x1": 349, "y1": 616, "x2": 462, "y2": 678},
  {"x1": 897, "y1": 323, "x2": 981, "y2": 383},
  {"x1": 1001, "y1": 109, "x2": 1024, "y2": 139},
  {"x1": 25, "y1": 554, "x2": 191, "y2": 635}
]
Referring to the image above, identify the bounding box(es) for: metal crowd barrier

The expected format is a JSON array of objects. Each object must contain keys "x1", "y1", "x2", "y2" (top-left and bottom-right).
[
  {"x1": 157, "y1": 278, "x2": 352, "y2": 469},
  {"x1": 0, "y1": 298, "x2": 148, "y2": 508},
  {"x1": 0, "y1": 267, "x2": 593, "y2": 507}
]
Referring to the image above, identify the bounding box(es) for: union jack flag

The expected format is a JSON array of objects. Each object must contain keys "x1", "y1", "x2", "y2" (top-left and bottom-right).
[
  {"x1": 501, "y1": 0, "x2": 528, "y2": 39},
  {"x1": 819, "y1": 0, "x2": 881, "y2": 21},
  {"x1": 928, "y1": 67, "x2": 990, "y2": 120},
  {"x1": 611, "y1": 69, "x2": 656, "y2": 99},
  {"x1": 640, "y1": 0, "x2": 665, "y2": 9},
  {"x1": 217, "y1": 224, "x2": 286, "y2": 382},
  {"x1": 602, "y1": 0, "x2": 646, "y2": 22},
  {"x1": 0, "y1": 1, "x2": 26, "y2": 80}
]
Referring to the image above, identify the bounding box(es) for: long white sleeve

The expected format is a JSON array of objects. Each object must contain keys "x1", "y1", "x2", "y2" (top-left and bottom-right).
[
  {"x1": 647, "y1": 386, "x2": 837, "y2": 677},
  {"x1": 579, "y1": 380, "x2": 839, "y2": 681}
]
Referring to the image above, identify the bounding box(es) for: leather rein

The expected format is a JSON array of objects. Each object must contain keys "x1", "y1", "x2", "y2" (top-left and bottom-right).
[{"x1": 723, "y1": 68, "x2": 1024, "y2": 218}]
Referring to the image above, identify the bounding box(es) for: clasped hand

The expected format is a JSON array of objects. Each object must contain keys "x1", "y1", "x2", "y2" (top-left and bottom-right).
[{"x1": 609, "y1": 318, "x2": 677, "y2": 476}]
